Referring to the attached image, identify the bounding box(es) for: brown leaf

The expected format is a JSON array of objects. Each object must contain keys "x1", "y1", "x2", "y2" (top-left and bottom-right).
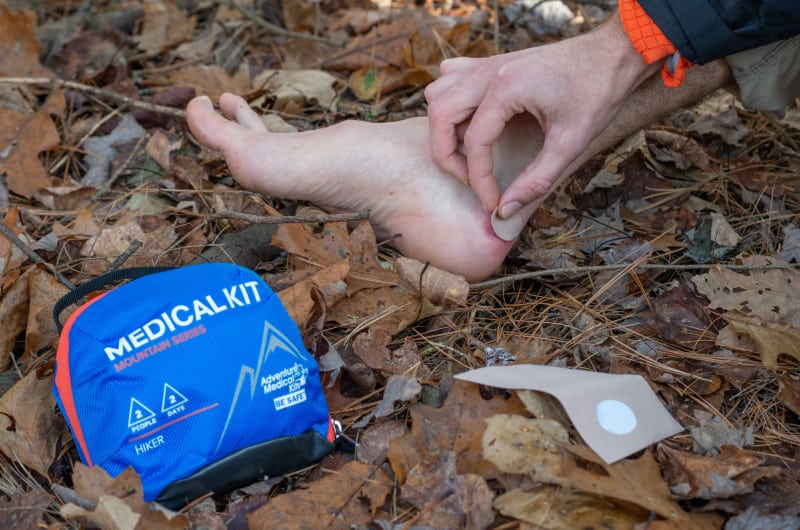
[
  {"x1": 0, "y1": 7, "x2": 52, "y2": 77},
  {"x1": 777, "y1": 374, "x2": 800, "y2": 416},
  {"x1": 0, "y1": 488, "x2": 51, "y2": 529},
  {"x1": 646, "y1": 282, "x2": 717, "y2": 351},
  {"x1": 0, "y1": 367, "x2": 62, "y2": 477},
  {"x1": 387, "y1": 380, "x2": 527, "y2": 484},
  {"x1": 326, "y1": 285, "x2": 440, "y2": 336},
  {"x1": 355, "y1": 420, "x2": 408, "y2": 466},
  {"x1": 352, "y1": 329, "x2": 430, "y2": 378},
  {"x1": 563, "y1": 445, "x2": 724, "y2": 529},
  {"x1": 0, "y1": 267, "x2": 31, "y2": 370},
  {"x1": 372, "y1": 375, "x2": 421, "y2": 419},
  {"x1": 134, "y1": 0, "x2": 196, "y2": 55},
  {"x1": 659, "y1": 445, "x2": 780, "y2": 500},
  {"x1": 246, "y1": 461, "x2": 392, "y2": 529},
  {"x1": 402, "y1": 451, "x2": 494, "y2": 530},
  {"x1": 646, "y1": 129, "x2": 710, "y2": 170},
  {"x1": 80, "y1": 221, "x2": 177, "y2": 275},
  {"x1": 166, "y1": 64, "x2": 249, "y2": 100},
  {"x1": 277, "y1": 259, "x2": 349, "y2": 330},
  {"x1": 726, "y1": 312, "x2": 800, "y2": 369},
  {"x1": 67, "y1": 464, "x2": 189, "y2": 528},
  {"x1": 482, "y1": 414, "x2": 569, "y2": 486},
  {"x1": 252, "y1": 69, "x2": 338, "y2": 111},
  {"x1": 395, "y1": 257, "x2": 468, "y2": 307},
  {"x1": 323, "y1": 12, "x2": 446, "y2": 70},
  {"x1": 24, "y1": 266, "x2": 69, "y2": 359},
  {"x1": 495, "y1": 486, "x2": 647, "y2": 529},
  {"x1": 688, "y1": 107, "x2": 749, "y2": 146},
  {"x1": 0, "y1": 90, "x2": 64, "y2": 197},
  {"x1": 145, "y1": 129, "x2": 178, "y2": 171}
]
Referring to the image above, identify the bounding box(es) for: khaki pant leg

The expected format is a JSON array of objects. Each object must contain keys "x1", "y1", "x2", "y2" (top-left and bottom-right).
[{"x1": 725, "y1": 34, "x2": 800, "y2": 114}]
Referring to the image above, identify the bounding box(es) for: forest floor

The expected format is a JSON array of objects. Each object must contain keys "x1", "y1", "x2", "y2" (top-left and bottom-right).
[{"x1": 0, "y1": 1, "x2": 798, "y2": 529}]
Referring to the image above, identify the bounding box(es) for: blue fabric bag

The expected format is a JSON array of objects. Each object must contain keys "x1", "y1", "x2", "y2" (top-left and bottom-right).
[{"x1": 53, "y1": 263, "x2": 336, "y2": 508}]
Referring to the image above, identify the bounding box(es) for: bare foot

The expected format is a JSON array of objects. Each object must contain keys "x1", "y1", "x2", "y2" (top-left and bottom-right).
[
  {"x1": 186, "y1": 61, "x2": 730, "y2": 282},
  {"x1": 186, "y1": 93, "x2": 514, "y2": 281}
]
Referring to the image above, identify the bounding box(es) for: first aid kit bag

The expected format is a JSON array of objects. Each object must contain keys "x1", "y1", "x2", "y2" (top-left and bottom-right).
[{"x1": 52, "y1": 263, "x2": 336, "y2": 509}]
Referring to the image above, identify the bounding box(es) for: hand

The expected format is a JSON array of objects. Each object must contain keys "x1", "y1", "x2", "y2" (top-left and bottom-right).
[{"x1": 425, "y1": 17, "x2": 658, "y2": 218}]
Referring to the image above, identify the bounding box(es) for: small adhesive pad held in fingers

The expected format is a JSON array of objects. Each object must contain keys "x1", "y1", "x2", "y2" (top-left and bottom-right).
[{"x1": 490, "y1": 208, "x2": 525, "y2": 241}]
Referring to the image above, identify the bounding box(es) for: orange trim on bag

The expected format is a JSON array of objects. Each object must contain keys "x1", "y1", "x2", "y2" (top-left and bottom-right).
[
  {"x1": 54, "y1": 292, "x2": 110, "y2": 467},
  {"x1": 326, "y1": 417, "x2": 336, "y2": 443},
  {"x1": 619, "y1": 0, "x2": 692, "y2": 87}
]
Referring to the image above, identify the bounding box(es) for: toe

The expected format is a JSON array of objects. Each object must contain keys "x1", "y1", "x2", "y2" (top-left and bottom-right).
[
  {"x1": 186, "y1": 95, "x2": 253, "y2": 152},
  {"x1": 219, "y1": 93, "x2": 268, "y2": 132}
]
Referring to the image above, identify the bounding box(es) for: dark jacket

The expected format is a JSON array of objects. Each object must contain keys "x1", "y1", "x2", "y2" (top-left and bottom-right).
[{"x1": 639, "y1": 1, "x2": 800, "y2": 64}]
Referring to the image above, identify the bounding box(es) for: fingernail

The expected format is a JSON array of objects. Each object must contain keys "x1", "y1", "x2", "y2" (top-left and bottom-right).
[
  {"x1": 499, "y1": 201, "x2": 522, "y2": 219},
  {"x1": 197, "y1": 95, "x2": 213, "y2": 111}
]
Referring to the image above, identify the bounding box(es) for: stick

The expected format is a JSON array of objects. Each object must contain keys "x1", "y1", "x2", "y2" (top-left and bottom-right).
[
  {"x1": 0, "y1": 223, "x2": 75, "y2": 290},
  {"x1": 205, "y1": 210, "x2": 371, "y2": 224},
  {"x1": 469, "y1": 261, "x2": 800, "y2": 290},
  {"x1": 0, "y1": 77, "x2": 186, "y2": 119}
]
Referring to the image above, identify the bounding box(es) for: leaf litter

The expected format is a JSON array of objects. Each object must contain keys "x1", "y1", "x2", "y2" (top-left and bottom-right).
[{"x1": 0, "y1": 1, "x2": 798, "y2": 528}]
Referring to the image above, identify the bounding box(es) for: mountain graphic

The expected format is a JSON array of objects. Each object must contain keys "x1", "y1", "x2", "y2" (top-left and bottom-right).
[{"x1": 215, "y1": 320, "x2": 309, "y2": 451}]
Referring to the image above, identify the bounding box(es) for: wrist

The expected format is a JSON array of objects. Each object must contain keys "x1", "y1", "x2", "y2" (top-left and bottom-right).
[
  {"x1": 618, "y1": 0, "x2": 693, "y2": 87},
  {"x1": 595, "y1": 14, "x2": 660, "y2": 92}
]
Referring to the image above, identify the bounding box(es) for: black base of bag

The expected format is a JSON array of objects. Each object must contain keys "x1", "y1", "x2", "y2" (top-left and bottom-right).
[{"x1": 156, "y1": 430, "x2": 335, "y2": 509}]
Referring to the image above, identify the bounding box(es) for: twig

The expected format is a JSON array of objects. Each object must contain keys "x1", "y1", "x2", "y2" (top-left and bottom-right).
[
  {"x1": 205, "y1": 209, "x2": 370, "y2": 224},
  {"x1": 0, "y1": 77, "x2": 186, "y2": 119},
  {"x1": 106, "y1": 240, "x2": 143, "y2": 273},
  {"x1": 469, "y1": 261, "x2": 800, "y2": 290},
  {"x1": 51, "y1": 484, "x2": 97, "y2": 511},
  {"x1": 221, "y1": 0, "x2": 344, "y2": 47},
  {"x1": 0, "y1": 223, "x2": 75, "y2": 290}
]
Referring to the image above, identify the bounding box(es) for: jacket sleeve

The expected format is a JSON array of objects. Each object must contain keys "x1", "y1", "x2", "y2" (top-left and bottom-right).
[{"x1": 637, "y1": 1, "x2": 800, "y2": 64}]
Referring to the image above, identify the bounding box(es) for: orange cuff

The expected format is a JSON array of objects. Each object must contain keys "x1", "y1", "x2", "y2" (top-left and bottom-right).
[{"x1": 619, "y1": 0, "x2": 692, "y2": 88}]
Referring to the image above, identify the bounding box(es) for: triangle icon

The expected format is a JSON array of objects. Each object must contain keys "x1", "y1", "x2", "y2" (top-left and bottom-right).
[
  {"x1": 128, "y1": 397, "x2": 156, "y2": 427},
  {"x1": 161, "y1": 383, "x2": 188, "y2": 412}
]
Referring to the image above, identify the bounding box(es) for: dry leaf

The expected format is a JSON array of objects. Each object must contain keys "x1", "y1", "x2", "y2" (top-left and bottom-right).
[
  {"x1": 0, "y1": 267, "x2": 31, "y2": 370},
  {"x1": 563, "y1": 445, "x2": 724, "y2": 529},
  {"x1": 0, "y1": 6, "x2": 52, "y2": 77},
  {"x1": 166, "y1": 64, "x2": 250, "y2": 100},
  {"x1": 277, "y1": 259, "x2": 349, "y2": 330},
  {"x1": 482, "y1": 414, "x2": 569, "y2": 486},
  {"x1": 395, "y1": 257, "x2": 468, "y2": 307},
  {"x1": 145, "y1": 129, "x2": 179, "y2": 171},
  {"x1": 66, "y1": 464, "x2": 189, "y2": 529},
  {"x1": 352, "y1": 329, "x2": 430, "y2": 378},
  {"x1": 0, "y1": 90, "x2": 64, "y2": 197},
  {"x1": 0, "y1": 489, "x2": 51, "y2": 529},
  {"x1": 326, "y1": 285, "x2": 440, "y2": 336},
  {"x1": 372, "y1": 375, "x2": 421, "y2": 419},
  {"x1": 252, "y1": 69, "x2": 338, "y2": 111},
  {"x1": 387, "y1": 380, "x2": 527, "y2": 484},
  {"x1": 777, "y1": 374, "x2": 800, "y2": 415},
  {"x1": 402, "y1": 451, "x2": 494, "y2": 530},
  {"x1": 246, "y1": 461, "x2": 392, "y2": 530},
  {"x1": 494, "y1": 486, "x2": 647, "y2": 529},
  {"x1": 0, "y1": 367, "x2": 62, "y2": 477},
  {"x1": 355, "y1": 420, "x2": 408, "y2": 466},
  {"x1": 24, "y1": 266, "x2": 69, "y2": 358},
  {"x1": 134, "y1": 0, "x2": 196, "y2": 54},
  {"x1": 726, "y1": 313, "x2": 800, "y2": 369},
  {"x1": 659, "y1": 445, "x2": 780, "y2": 500},
  {"x1": 80, "y1": 221, "x2": 177, "y2": 275},
  {"x1": 646, "y1": 129, "x2": 710, "y2": 170}
]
